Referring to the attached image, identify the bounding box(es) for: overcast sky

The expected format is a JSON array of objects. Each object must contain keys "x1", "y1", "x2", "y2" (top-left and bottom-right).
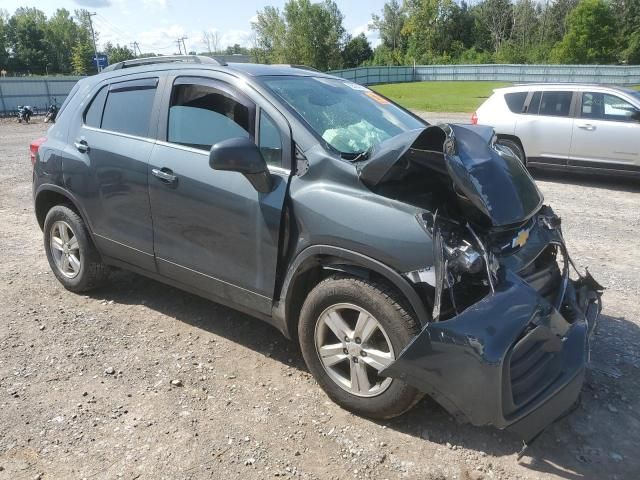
[{"x1": 2, "y1": 0, "x2": 385, "y2": 53}]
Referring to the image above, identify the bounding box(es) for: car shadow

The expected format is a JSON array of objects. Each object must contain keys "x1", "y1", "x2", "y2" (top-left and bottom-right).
[
  {"x1": 530, "y1": 169, "x2": 640, "y2": 194},
  {"x1": 90, "y1": 270, "x2": 640, "y2": 480}
]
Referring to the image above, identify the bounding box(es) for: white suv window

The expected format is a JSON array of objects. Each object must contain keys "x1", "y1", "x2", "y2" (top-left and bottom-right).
[
  {"x1": 538, "y1": 91, "x2": 572, "y2": 117},
  {"x1": 581, "y1": 92, "x2": 638, "y2": 122}
]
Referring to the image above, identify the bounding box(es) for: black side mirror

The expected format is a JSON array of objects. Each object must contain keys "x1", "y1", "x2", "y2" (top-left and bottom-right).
[{"x1": 209, "y1": 137, "x2": 273, "y2": 193}]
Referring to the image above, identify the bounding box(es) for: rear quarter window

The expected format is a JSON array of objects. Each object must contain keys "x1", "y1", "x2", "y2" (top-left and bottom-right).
[
  {"x1": 84, "y1": 86, "x2": 108, "y2": 128},
  {"x1": 504, "y1": 92, "x2": 527, "y2": 113}
]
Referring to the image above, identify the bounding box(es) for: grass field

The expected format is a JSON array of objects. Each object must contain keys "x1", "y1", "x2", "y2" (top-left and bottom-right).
[
  {"x1": 373, "y1": 81, "x2": 640, "y2": 113},
  {"x1": 372, "y1": 81, "x2": 509, "y2": 113}
]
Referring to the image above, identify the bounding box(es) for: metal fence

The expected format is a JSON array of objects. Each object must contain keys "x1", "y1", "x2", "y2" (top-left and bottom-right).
[
  {"x1": 329, "y1": 64, "x2": 640, "y2": 86},
  {"x1": 2, "y1": 64, "x2": 640, "y2": 115},
  {"x1": 0, "y1": 77, "x2": 82, "y2": 116}
]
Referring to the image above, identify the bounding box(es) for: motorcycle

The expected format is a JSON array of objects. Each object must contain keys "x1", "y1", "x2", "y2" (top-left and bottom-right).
[
  {"x1": 17, "y1": 105, "x2": 33, "y2": 124},
  {"x1": 44, "y1": 98, "x2": 58, "y2": 123}
]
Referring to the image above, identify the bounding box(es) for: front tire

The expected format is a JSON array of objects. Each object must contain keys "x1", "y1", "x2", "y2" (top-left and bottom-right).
[
  {"x1": 299, "y1": 275, "x2": 423, "y2": 419},
  {"x1": 43, "y1": 205, "x2": 110, "y2": 292}
]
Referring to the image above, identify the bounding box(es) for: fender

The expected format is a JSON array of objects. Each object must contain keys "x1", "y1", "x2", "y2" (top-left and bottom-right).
[
  {"x1": 34, "y1": 184, "x2": 96, "y2": 235},
  {"x1": 273, "y1": 245, "x2": 431, "y2": 338}
]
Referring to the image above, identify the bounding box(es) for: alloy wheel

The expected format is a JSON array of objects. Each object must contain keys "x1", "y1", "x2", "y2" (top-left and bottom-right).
[
  {"x1": 49, "y1": 220, "x2": 81, "y2": 279},
  {"x1": 314, "y1": 303, "x2": 395, "y2": 397}
]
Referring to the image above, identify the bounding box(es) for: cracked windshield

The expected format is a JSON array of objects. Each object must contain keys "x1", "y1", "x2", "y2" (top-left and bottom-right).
[{"x1": 264, "y1": 76, "x2": 424, "y2": 156}]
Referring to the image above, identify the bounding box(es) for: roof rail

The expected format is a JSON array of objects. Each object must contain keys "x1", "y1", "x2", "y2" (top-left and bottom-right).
[
  {"x1": 272, "y1": 64, "x2": 321, "y2": 73},
  {"x1": 102, "y1": 55, "x2": 225, "y2": 72}
]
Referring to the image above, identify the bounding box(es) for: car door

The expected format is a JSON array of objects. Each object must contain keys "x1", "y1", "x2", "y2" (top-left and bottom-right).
[
  {"x1": 148, "y1": 75, "x2": 292, "y2": 315},
  {"x1": 569, "y1": 91, "x2": 640, "y2": 173},
  {"x1": 62, "y1": 76, "x2": 162, "y2": 271},
  {"x1": 515, "y1": 90, "x2": 576, "y2": 167}
]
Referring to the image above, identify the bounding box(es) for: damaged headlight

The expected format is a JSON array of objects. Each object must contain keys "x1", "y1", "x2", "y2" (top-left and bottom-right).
[
  {"x1": 444, "y1": 241, "x2": 483, "y2": 275},
  {"x1": 413, "y1": 213, "x2": 498, "y2": 320}
]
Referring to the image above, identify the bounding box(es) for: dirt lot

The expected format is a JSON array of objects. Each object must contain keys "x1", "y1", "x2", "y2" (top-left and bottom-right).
[{"x1": 1, "y1": 119, "x2": 639, "y2": 480}]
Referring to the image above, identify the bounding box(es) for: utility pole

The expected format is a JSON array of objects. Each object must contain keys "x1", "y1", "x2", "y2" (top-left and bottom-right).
[
  {"x1": 176, "y1": 38, "x2": 183, "y2": 55},
  {"x1": 179, "y1": 36, "x2": 188, "y2": 55},
  {"x1": 86, "y1": 12, "x2": 100, "y2": 72},
  {"x1": 130, "y1": 41, "x2": 141, "y2": 57}
]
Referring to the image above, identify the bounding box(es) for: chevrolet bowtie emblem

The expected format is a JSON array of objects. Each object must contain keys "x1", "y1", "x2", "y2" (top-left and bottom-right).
[{"x1": 512, "y1": 228, "x2": 530, "y2": 249}]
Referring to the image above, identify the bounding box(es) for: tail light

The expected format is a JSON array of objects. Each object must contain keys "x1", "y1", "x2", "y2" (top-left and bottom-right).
[
  {"x1": 471, "y1": 112, "x2": 478, "y2": 125},
  {"x1": 30, "y1": 137, "x2": 47, "y2": 166}
]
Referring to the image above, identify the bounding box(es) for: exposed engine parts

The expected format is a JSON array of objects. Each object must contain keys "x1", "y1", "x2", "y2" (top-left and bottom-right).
[
  {"x1": 412, "y1": 212, "x2": 501, "y2": 320},
  {"x1": 407, "y1": 205, "x2": 603, "y2": 325},
  {"x1": 444, "y1": 240, "x2": 483, "y2": 275}
]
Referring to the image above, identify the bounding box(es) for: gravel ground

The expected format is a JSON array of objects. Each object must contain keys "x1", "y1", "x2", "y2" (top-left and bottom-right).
[{"x1": 1, "y1": 119, "x2": 639, "y2": 480}]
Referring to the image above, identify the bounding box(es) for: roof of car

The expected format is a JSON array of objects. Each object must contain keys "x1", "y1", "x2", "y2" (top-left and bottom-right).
[
  {"x1": 495, "y1": 83, "x2": 636, "y2": 94},
  {"x1": 98, "y1": 56, "x2": 333, "y2": 82}
]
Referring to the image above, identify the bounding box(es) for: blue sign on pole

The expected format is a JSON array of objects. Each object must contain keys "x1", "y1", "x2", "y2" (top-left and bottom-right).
[{"x1": 93, "y1": 54, "x2": 109, "y2": 69}]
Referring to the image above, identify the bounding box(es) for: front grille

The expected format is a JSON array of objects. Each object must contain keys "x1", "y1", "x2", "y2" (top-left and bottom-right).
[
  {"x1": 507, "y1": 326, "x2": 563, "y2": 410},
  {"x1": 488, "y1": 216, "x2": 536, "y2": 255}
]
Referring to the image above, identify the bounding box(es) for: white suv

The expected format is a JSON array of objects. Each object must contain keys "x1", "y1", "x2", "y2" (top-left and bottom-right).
[{"x1": 473, "y1": 84, "x2": 640, "y2": 178}]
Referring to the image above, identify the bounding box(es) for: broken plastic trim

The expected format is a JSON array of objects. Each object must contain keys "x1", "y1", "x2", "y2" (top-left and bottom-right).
[{"x1": 466, "y1": 223, "x2": 495, "y2": 294}]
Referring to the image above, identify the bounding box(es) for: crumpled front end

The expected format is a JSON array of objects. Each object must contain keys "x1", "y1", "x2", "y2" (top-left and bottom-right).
[{"x1": 380, "y1": 206, "x2": 603, "y2": 442}]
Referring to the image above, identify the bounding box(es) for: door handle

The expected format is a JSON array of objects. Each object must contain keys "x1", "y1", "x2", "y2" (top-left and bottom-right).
[
  {"x1": 151, "y1": 168, "x2": 177, "y2": 183},
  {"x1": 577, "y1": 123, "x2": 596, "y2": 131},
  {"x1": 74, "y1": 138, "x2": 89, "y2": 153}
]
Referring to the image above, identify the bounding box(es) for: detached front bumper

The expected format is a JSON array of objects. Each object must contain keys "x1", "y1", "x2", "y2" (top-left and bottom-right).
[{"x1": 380, "y1": 270, "x2": 601, "y2": 442}]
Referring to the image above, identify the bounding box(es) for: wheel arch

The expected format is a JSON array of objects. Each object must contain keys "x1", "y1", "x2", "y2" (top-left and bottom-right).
[
  {"x1": 35, "y1": 185, "x2": 92, "y2": 232},
  {"x1": 496, "y1": 134, "x2": 527, "y2": 164},
  {"x1": 273, "y1": 245, "x2": 431, "y2": 340}
]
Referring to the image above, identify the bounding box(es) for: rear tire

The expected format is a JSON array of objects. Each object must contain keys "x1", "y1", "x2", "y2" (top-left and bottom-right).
[
  {"x1": 43, "y1": 205, "x2": 110, "y2": 292},
  {"x1": 497, "y1": 137, "x2": 526, "y2": 166},
  {"x1": 299, "y1": 275, "x2": 423, "y2": 420}
]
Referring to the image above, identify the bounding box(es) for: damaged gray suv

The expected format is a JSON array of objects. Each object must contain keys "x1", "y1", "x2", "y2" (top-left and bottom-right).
[{"x1": 31, "y1": 56, "x2": 603, "y2": 444}]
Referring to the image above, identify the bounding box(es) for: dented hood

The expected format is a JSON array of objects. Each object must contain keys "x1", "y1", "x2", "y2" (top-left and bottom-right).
[{"x1": 357, "y1": 124, "x2": 543, "y2": 227}]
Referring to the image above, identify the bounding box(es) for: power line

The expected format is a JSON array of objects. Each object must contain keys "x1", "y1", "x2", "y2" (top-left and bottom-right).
[
  {"x1": 86, "y1": 12, "x2": 101, "y2": 72},
  {"x1": 176, "y1": 36, "x2": 188, "y2": 55},
  {"x1": 94, "y1": 14, "x2": 133, "y2": 43},
  {"x1": 130, "y1": 41, "x2": 141, "y2": 57}
]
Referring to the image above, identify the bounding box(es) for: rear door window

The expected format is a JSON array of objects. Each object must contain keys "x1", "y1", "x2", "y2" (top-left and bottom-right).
[
  {"x1": 504, "y1": 92, "x2": 527, "y2": 113},
  {"x1": 167, "y1": 81, "x2": 251, "y2": 151},
  {"x1": 538, "y1": 91, "x2": 572, "y2": 117},
  {"x1": 100, "y1": 78, "x2": 158, "y2": 137}
]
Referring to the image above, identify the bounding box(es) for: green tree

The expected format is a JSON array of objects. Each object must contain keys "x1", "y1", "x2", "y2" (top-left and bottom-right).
[
  {"x1": 45, "y1": 9, "x2": 79, "y2": 74},
  {"x1": 622, "y1": 30, "x2": 640, "y2": 63},
  {"x1": 551, "y1": 0, "x2": 618, "y2": 63},
  {"x1": 104, "y1": 42, "x2": 135, "y2": 64},
  {"x1": 71, "y1": 9, "x2": 97, "y2": 74},
  {"x1": 371, "y1": 0, "x2": 406, "y2": 52},
  {"x1": 6, "y1": 7, "x2": 48, "y2": 74},
  {"x1": 611, "y1": 0, "x2": 640, "y2": 62},
  {"x1": 0, "y1": 9, "x2": 9, "y2": 70},
  {"x1": 342, "y1": 33, "x2": 373, "y2": 67},
  {"x1": 541, "y1": 0, "x2": 580, "y2": 44},
  {"x1": 71, "y1": 40, "x2": 93, "y2": 75},
  {"x1": 252, "y1": 0, "x2": 347, "y2": 70},
  {"x1": 402, "y1": 0, "x2": 467, "y2": 63},
  {"x1": 225, "y1": 43, "x2": 250, "y2": 55},
  {"x1": 252, "y1": 6, "x2": 287, "y2": 64},
  {"x1": 475, "y1": 0, "x2": 513, "y2": 53}
]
